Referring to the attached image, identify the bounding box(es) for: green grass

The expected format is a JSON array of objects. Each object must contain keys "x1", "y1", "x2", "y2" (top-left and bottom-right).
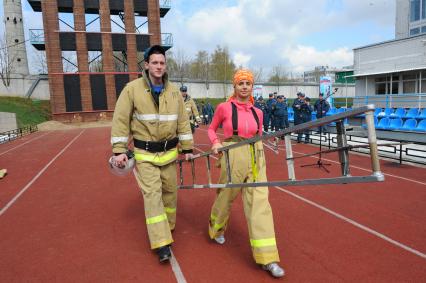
[{"x1": 0, "y1": 96, "x2": 51, "y2": 128}]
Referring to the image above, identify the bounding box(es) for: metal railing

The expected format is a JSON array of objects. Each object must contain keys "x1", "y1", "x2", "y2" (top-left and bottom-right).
[
  {"x1": 161, "y1": 33, "x2": 173, "y2": 47},
  {"x1": 353, "y1": 94, "x2": 426, "y2": 109},
  {"x1": 178, "y1": 105, "x2": 385, "y2": 189},
  {"x1": 0, "y1": 125, "x2": 38, "y2": 144},
  {"x1": 160, "y1": 0, "x2": 172, "y2": 9},
  {"x1": 30, "y1": 28, "x2": 173, "y2": 48},
  {"x1": 29, "y1": 29, "x2": 44, "y2": 44}
]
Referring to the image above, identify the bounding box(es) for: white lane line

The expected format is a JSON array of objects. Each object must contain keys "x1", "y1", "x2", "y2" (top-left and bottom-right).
[
  {"x1": 192, "y1": 145, "x2": 426, "y2": 260},
  {"x1": 0, "y1": 131, "x2": 51, "y2": 157},
  {"x1": 0, "y1": 130, "x2": 85, "y2": 217},
  {"x1": 132, "y1": 169, "x2": 187, "y2": 283},
  {"x1": 170, "y1": 250, "x2": 187, "y2": 283},
  {"x1": 274, "y1": 185, "x2": 426, "y2": 260},
  {"x1": 197, "y1": 128, "x2": 426, "y2": 186}
]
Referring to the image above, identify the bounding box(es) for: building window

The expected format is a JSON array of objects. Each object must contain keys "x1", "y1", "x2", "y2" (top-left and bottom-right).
[
  {"x1": 375, "y1": 75, "x2": 400, "y2": 95},
  {"x1": 422, "y1": 26, "x2": 426, "y2": 33},
  {"x1": 423, "y1": 0, "x2": 426, "y2": 19},
  {"x1": 14, "y1": 39, "x2": 18, "y2": 43},
  {"x1": 410, "y1": 27, "x2": 420, "y2": 35},
  {"x1": 402, "y1": 72, "x2": 423, "y2": 94},
  {"x1": 17, "y1": 58, "x2": 21, "y2": 62},
  {"x1": 411, "y1": 0, "x2": 421, "y2": 22}
]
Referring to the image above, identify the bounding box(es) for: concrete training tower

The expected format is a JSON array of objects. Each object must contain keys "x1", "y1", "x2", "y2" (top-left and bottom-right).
[{"x1": 3, "y1": 0, "x2": 29, "y2": 76}]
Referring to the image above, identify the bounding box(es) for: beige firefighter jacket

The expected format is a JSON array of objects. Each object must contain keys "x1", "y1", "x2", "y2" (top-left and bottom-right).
[
  {"x1": 111, "y1": 71, "x2": 193, "y2": 166},
  {"x1": 184, "y1": 96, "x2": 201, "y2": 123}
]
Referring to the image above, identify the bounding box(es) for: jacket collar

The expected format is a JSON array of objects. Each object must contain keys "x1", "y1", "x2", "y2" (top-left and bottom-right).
[{"x1": 142, "y1": 69, "x2": 170, "y2": 90}]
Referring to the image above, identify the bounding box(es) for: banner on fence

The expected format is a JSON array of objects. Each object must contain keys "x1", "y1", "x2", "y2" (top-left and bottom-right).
[{"x1": 320, "y1": 76, "x2": 334, "y2": 107}]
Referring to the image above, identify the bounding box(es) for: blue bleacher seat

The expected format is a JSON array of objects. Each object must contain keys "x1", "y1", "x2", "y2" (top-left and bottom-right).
[
  {"x1": 337, "y1": 108, "x2": 346, "y2": 113},
  {"x1": 389, "y1": 108, "x2": 405, "y2": 119},
  {"x1": 311, "y1": 112, "x2": 317, "y2": 121},
  {"x1": 404, "y1": 108, "x2": 420, "y2": 119},
  {"x1": 376, "y1": 117, "x2": 390, "y2": 130},
  {"x1": 388, "y1": 118, "x2": 403, "y2": 130},
  {"x1": 418, "y1": 109, "x2": 426, "y2": 119},
  {"x1": 377, "y1": 108, "x2": 394, "y2": 118},
  {"x1": 415, "y1": 119, "x2": 426, "y2": 132},
  {"x1": 326, "y1": 108, "x2": 338, "y2": 116},
  {"x1": 373, "y1": 108, "x2": 383, "y2": 117},
  {"x1": 288, "y1": 107, "x2": 294, "y2": 114},
  {"x1": 400, "y1": 119, "x2": 417, "y2": 131},
  {"x1": 288, "y1": 112, "x2": 294, "y2": 122}
]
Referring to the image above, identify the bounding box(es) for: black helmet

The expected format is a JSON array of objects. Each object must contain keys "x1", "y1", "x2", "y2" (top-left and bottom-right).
[{"x1": 180, "y1": 86, "x2": 187, "y2": 92}]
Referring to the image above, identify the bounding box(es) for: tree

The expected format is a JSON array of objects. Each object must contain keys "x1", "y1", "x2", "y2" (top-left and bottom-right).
[
  {"x1": 251, "y1": 66, "x2": 264, "y2": 83},
  {"x1": 268, "y1": 65, "x2": 287, "y2": 92},
  {"x1": 0, "y1": 32, "x2": 16, "y2": 88},
  {"x1": 209, "y1": 46, "x2": 235, "y2": 98},
  {"x1": 209, "y1": 45, "x2": 235, "y2": 82},
  {"x1": 189, "y1": 50, "x2": 209, "y2": 81},
  {"x1": 168, "y1": 48, "x2": 191, "y2": 85},
  {"x1": 32, "y1": 51, "x2": 48, "y2": 74}
]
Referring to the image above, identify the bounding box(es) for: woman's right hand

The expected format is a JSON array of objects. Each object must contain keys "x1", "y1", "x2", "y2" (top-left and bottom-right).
[{"x1": 211, "y1": 142, "x2": 223, "y2": 155}]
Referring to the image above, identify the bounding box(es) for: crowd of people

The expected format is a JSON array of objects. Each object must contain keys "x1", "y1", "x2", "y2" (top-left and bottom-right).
[{"x1": 253, "y1": 91, "x2": 321, "y2": 143}]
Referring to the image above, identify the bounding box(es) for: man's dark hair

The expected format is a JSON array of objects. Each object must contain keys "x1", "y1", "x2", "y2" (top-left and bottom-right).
[{"x1": 144, "y1": 45, "x2": 166, "y2": 62}]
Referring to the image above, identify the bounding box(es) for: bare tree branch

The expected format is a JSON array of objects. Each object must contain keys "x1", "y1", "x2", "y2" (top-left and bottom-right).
[{"x1": 0, "y1": 31, "x2": 16, "y2": 87}]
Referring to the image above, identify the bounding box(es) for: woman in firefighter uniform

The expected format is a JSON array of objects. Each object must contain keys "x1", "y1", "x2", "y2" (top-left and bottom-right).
[
  {"x1": 111, "y1": 45, "x2": 193, "y2": 263},
  {"x1": 207, "y1": 69, "x2": 285, "y2": 278},
  {"x1": 180, "y1": 85, "x2": 202, "y2": 133}
]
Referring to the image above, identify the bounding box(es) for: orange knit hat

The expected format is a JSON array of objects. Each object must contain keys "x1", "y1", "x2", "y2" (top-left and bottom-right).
[
  {"x1": 233, "y1": 69, "x2": 254, "y2": 86},
  {"x1": 229, "y1": 69, "x2": 255, "y2": 104}
]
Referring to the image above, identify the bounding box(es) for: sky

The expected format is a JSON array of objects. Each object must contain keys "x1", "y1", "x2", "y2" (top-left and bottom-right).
[{"x1": 1, "y1": 0, "x2": 396, "y2": 75}]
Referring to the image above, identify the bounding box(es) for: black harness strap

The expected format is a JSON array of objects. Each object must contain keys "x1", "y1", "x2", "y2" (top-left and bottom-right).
[{"x1": 231, "y1": 102, "x2": 260, "y2": 136}]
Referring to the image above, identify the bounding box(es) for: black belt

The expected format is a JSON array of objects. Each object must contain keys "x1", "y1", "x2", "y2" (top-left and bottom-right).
[{"x1": 134, "y1": 137, "x2": 179, "y2": 153}]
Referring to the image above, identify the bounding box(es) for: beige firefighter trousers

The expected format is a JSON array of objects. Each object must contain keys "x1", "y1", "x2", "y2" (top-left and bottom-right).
[
  {"x1": 135, "y1": 160, "x2": 177, "y2": 249},
  {"x1": 209, "y1": 140, "x2": 280, "y2": 265}
]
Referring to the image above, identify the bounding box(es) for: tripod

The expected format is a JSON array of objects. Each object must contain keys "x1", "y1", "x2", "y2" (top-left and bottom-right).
[{"x1": 301, "y1": 97, "x2": 331, "y2": 173}]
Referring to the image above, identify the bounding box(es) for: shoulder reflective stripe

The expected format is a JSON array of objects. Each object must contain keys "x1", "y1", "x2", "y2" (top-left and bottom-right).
[
  {"x1": 210, "y1": 213, "x2": 217, "y2": 221},
  {"x1": 134, "y1": 113, "x2": 159, "y2": 121},
  {"x1": 134, "y1": 149, "x2": 178, "y2": 163},
  {"x1": 159, "y1": 114, "x2": 178, "y2": 121},
  {"x1": 250, "y1": 238, "x2": 276, "y2": 248},
  {"x1": 178, "y1": 134, "x2": 193, "y2": 141},
  {"x1": 164, "y1": 207, "x2": 176, "y2": 213},
  {"x1": 146, "y1": 213, "x2": 168, "y2": 224},
  {"x1": 111, "y1": 137, "x2": 129, "y2": 144}
]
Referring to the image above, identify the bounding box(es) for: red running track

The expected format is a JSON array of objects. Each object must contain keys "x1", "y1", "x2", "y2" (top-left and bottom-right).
[{"x1": 0, "y1": 125, "x2": 425, "y2": 282}]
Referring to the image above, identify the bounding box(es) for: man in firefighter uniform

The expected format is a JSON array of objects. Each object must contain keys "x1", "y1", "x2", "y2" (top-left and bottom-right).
[
  {"x1": 180, "y1": 85, "x2": 202, "y2": 133},
  {"x1": 110, "y1": 45, "x2": 193, "y2": 263}
]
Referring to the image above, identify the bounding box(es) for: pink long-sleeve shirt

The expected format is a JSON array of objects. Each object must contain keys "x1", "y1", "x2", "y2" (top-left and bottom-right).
[{"x1": 208, "y1": 98, "x2": 264, "y2": 144}]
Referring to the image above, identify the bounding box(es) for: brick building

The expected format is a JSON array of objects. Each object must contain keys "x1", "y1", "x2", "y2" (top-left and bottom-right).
[{"x1": 28, "y1": 0, "x2": 172, "y2": 122}]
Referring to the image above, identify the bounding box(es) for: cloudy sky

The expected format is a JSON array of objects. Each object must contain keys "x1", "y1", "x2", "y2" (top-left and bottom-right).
[{"x1": 1, "y1": 0, "x2": 395, "y2": 74}]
